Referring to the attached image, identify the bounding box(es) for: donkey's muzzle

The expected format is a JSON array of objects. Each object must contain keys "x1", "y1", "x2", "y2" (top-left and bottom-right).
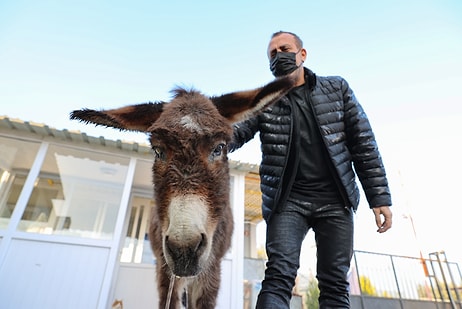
[{"x1": 165, "y1": 233, "x2": 207, "y2": 276}]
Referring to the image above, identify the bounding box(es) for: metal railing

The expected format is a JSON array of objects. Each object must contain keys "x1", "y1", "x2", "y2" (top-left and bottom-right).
[
  {"x1": 350, "y1": 250, "x2": 462, "y2": 309},
  {"x1": 243, "y1": 251, "x2": 462, "y2": 309}
]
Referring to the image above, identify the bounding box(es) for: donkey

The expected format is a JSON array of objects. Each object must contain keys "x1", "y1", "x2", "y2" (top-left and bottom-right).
[{"x1": 70, "y1": 76, "x2": 294, "y2": 309}]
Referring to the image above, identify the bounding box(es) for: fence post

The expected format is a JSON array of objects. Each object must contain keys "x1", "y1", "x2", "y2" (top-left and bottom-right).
[
  {"x1": 432, "y1": 251, "x2": 458, "y2": 309},
  {"x1": 353, "y1": 252, "x2": 365, "y2": 309},
  {"x1": 389, "y1": 255, "x2": 405, "y2": 309}
]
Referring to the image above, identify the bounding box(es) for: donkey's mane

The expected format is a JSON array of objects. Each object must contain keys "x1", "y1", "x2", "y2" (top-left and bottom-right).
[{"x1": 169, "y1": 86, "x2": 203, "y2": 98}]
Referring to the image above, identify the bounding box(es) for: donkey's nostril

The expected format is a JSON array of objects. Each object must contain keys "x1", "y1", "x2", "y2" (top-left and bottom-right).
[
  {"x1": 165, "y1": 235, "x2": 180, "y2": 259},
  {"x1": 195, "y1": 233, "x2": 207, "y2": 254}
]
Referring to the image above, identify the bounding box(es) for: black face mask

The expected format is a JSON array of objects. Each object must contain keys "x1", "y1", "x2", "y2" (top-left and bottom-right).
[{"x1": 269, "y1": 51, "x2": 301, "y2": 77}]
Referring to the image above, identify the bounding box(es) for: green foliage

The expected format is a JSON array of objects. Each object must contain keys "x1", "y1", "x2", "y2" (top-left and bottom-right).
[
  {"x1": 417, "y1": 283, "x2": 435, "y2": 300},
  {"x1": 305, "y1": 277, "x2": 319, "y2": 309},
  {"x1": 417, "y1": 280, "x2": 462, "y2": 301}
]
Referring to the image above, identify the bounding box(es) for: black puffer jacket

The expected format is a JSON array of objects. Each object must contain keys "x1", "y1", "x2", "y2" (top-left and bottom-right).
[{"x1": 231, "y1": 68, "x2": 391, "y2": 221}]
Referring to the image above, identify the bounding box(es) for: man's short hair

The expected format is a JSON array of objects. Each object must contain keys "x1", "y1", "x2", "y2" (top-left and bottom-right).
[{"x1": 271, "y1": 31, "x2": 303, "y2": 49}]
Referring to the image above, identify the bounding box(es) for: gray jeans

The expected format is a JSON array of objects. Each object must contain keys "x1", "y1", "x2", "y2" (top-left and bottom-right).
[{"x1": 256, "y1": 198, "x2": 354, "y2": 309}]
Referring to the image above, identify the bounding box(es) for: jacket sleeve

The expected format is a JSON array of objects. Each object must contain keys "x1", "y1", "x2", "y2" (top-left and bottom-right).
[
  {"x1": 229, "y1": 116, "x2": 259, "y2": 152},
  {"x1": 342, "y1": 79, "x2": 392, "y2": 207}
]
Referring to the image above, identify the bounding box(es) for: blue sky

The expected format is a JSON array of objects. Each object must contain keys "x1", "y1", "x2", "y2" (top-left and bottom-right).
[{"x1": 1, "y1": 0, "x2": 462, "y2": 268}]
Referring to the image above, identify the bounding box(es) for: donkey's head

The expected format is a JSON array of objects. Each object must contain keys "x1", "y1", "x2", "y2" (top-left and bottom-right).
[{"x1": 70, "y1": 76, "x2": 294, "y2": 277}]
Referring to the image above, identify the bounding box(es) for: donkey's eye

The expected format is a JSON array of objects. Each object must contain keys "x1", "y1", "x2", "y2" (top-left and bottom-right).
[
  {"x1": 212, "y1": 143, "x2": 226, "y2": 157},
  {"x1": 152, "y1": 146, "x2": 165, "y2": 160}
]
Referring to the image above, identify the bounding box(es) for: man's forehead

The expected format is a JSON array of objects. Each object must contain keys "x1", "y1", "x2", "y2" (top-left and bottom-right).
[{"x1": 268, "y1": 34, "x2": 297, "y2": 49}]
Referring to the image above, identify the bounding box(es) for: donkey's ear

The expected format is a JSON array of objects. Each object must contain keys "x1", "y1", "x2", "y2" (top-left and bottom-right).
[
  {"x1": 70, "y1": 102, "x2": 165, "y2": 132},
  {"x1": 211, "y1": 76, "x2": 295, "y2": 123}
]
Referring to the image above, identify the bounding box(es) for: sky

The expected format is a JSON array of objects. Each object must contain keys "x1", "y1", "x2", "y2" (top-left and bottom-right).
[{"x1": 1, "y1": 0, "x2": 462, "y2": 272}]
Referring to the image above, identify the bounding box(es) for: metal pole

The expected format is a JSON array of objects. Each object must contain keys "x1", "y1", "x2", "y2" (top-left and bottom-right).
[
  {"x1": 434, "y1": 251, "x2": 457, "y2": 309},
  {"x1": 353, "y1": 252, "x2": 366, "y2": 309},
  {"x1": 429, "y1": 252, "x2": 444, "y2": 308},
  {"x1": 453, "y1": 262, "x2": 462, "y2": 309},
  {"x1": 439, "y1": 252, "x2": 462, "y2": 309},
  {"x1": 389, "y1": 255, "x2": 404, "y2": 309}
]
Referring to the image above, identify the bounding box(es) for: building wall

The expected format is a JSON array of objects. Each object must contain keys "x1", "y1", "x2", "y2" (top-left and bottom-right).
[
  {"x1": 0, "y1": 120, "x2": 245, "y2": 309},
  {"x1": 1, "y1": 239, "x2": 110, "y2": 308}
]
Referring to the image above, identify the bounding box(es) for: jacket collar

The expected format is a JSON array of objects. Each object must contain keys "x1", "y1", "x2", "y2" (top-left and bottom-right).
[
  {"x1": 278, "y1": 68, "x2": 317, "y2": 106},
  {"x1": 303, "y1": 67, "x2": 317, "y2": 91}
]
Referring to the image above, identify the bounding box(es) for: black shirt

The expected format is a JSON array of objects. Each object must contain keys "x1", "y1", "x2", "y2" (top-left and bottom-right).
[{"x1": 288, "y1": 84, "x2": 342, "y2": 203}]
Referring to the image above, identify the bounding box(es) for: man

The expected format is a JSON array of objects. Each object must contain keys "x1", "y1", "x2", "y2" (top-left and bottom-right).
[{"x1": 231, "y1": 31, "x2": 392, "y2": 308}]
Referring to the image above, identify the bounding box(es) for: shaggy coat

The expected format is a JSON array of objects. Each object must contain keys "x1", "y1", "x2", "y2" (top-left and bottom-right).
[{"x1": 70, "y1": 76, "x2": 294, "y2": 309}]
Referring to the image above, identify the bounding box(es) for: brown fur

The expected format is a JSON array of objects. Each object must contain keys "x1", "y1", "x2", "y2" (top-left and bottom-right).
[{"x1": 70, "y1": 76, "x2": 294, "y2": 308}]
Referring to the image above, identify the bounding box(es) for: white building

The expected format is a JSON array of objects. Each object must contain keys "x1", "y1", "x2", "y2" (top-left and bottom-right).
[{"x1": 0, "y1": 116, "x2": 265, "y2": 309}]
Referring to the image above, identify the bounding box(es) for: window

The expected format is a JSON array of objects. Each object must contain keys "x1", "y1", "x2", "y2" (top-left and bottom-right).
[
  {"x1": 0, "y1": 136, "x2": 41, "y2": 230},
  {"x1": 17, "y1": 144, "x2": 130, "y2": 240},
  {"x1": 120, "y1": 196, "x2": 155, "y2": 264},
  {"x1": 120, "y1": 159, "x2": 156, "y2": 263}
]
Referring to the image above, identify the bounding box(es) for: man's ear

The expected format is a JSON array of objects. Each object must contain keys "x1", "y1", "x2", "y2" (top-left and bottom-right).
[{"x1": 301, "y1": 48, "x2": 307, "y2": 62}]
